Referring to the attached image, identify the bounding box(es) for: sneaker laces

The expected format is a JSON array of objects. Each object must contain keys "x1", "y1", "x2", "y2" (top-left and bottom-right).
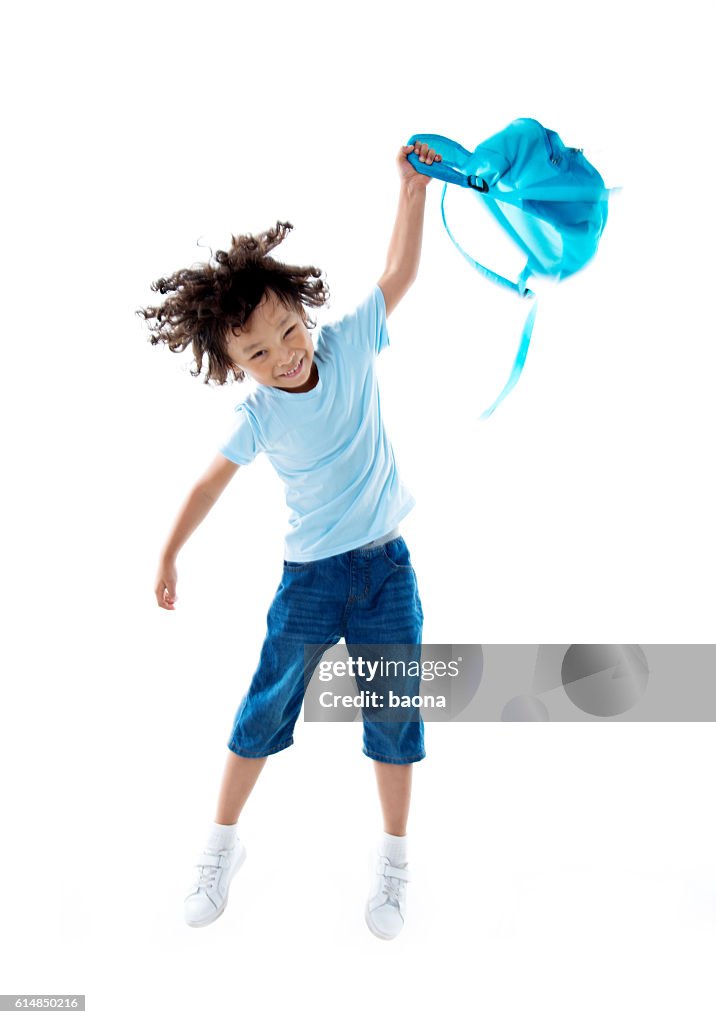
[
  {"x1": 378, "y1": 857, "x2": 408, "y2": 908},
  {"x1": 193, "y1": 848, "x2": 229, "y2": 891},
  {"x1": 382, "y1": 874, "x2": 405, "y2": 907}
]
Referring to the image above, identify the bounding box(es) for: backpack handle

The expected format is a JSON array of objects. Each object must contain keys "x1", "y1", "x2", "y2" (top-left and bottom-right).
[{"x1": 406, "y1": 133, "x2": 489, "y2": 192}]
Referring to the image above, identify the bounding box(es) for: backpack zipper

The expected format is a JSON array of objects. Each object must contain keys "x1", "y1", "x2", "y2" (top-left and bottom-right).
[
  {"x1": 544, "y1": 127, "x2": 563, "y2": 166},
  {"x1": 544, "y1": 124, "x2": 584, "y2": 166}
]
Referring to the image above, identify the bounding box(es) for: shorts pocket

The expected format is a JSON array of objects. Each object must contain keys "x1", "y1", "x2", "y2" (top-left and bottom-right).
[
  {"x1": 382, "y1": 537, "x2": 414, "y2": 572},
  {"x1": 282, "y1": 559, "x2": 311, "y2": 573}
]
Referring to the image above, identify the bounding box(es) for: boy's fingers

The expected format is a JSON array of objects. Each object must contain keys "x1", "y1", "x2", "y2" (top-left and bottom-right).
[{"x1": 155, "y1": 580, "x2": 176, "y2": 607}]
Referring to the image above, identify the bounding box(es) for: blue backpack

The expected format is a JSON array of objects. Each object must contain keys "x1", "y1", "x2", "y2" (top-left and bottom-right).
[{"x1": 407, "y1": 117, "x2": 621, "y2": 418}]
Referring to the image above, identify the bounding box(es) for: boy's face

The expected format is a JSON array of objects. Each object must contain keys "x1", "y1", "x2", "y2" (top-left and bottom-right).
[{"x1": 225, "y1": 290, "x2": 317, "y2": 393}]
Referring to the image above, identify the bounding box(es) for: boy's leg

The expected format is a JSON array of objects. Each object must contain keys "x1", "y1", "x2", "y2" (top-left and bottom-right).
[
  {"x1": 214, "y1": 751, "x2": 267, "y2": 825},
  {"x1": 217, "y1": 558, "x2": 346, "y2": 821},
  {"x1": 372, "y1": 761, "x2": 412, "y2": 836},
  {"x1": 185, "y1": 559, "x2": 344, "y2": 928},
  {"x1": 344, "y1": 536, "x2": 424, "y2": 939},
  {"x1": 185, "y1": 752, "x2": 262, "y2": 927}
]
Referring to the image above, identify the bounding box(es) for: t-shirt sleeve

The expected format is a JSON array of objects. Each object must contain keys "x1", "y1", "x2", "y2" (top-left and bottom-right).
[
  {"x1": 332, "y1": 283, "x2": 391, "y2": 356},
  {"x1": 217, "y1": 405, "x2": 263, "y2": 465}
]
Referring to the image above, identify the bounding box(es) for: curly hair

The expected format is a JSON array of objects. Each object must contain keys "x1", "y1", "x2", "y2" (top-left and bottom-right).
[{"x1": 136, "y1": 220, "x2": 330, "y2": 385}]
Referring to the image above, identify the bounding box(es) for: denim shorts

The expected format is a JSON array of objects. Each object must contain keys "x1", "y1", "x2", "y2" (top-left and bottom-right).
[{"x1": 227, "y1": 535, "x2": 425, "y2": 765}]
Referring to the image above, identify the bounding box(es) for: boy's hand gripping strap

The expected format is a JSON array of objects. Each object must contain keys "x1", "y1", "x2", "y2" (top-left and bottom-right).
[{"x1": 406, "y1": 133, "x2": 492, "y2": 192}]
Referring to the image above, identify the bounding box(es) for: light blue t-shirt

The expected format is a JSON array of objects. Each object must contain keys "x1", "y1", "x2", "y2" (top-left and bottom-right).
[{"x1": 217, "y1": 284, "x2": 416, "y2": 561}]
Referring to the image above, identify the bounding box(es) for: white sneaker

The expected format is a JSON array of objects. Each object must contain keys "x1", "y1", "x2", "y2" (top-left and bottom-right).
[
  {"x1": 184, "y1": 838, "x2": 247, "y2": 927},
  {"x1": 365, "y1": 854, "x2": 411, "y2": 940}
]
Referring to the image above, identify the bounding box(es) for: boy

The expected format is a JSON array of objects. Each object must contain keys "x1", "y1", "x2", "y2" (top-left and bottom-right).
[{"x1": 143, "y1": 140, "x2": 443, "y2": 939}]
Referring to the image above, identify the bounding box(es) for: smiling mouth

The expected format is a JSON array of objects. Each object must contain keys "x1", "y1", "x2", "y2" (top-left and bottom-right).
[{"x1": 279, "y1": 357, "x2": 304, "y2": 379}]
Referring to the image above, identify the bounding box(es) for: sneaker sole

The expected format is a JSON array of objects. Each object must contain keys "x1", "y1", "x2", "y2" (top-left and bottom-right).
[{"x1": 185, "y1": 844, "x2": 247, "y2": 928}]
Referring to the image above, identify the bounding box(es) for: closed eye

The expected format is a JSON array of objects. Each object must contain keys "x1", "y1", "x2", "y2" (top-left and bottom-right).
[{"x1": 250, "y1": 325, "x2": 295, "y2": 359}]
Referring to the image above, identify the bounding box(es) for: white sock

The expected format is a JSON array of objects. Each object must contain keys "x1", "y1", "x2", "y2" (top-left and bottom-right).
[
  {"x1": 206, "y1": 821, "x2": 238, "y2": 851},
  {"x1": 379, "y1": 831, "x2": 408, "y2": 866}
]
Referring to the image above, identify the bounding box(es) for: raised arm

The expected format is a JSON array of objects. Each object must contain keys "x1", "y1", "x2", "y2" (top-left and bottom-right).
[
  {"x1": 155, "y1": 454, "x2": 240, "y2": 610},
  {"x1": 377, "y1": 140, "x2": 442, "y2": 318}
]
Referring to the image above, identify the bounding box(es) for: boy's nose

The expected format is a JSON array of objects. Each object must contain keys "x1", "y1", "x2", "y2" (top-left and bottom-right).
[{"x1": 277, "y1": 349, "x2": 296, "y2": 368}]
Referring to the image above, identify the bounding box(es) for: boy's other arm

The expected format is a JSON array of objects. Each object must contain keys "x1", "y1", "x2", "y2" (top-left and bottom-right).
[
  {"x1": 161, "y1": 454, "x2": 240, "y2": 560},
  {"x1": 194, "y1": 452, "x2": 241, "y2": 504},
  {"x1": 156, "y1": 456, "x2": 240, "y2": 609}
]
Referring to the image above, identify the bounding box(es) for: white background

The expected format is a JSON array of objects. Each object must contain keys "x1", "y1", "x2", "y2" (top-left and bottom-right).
[{"x1": 2, "y1": 0, "x2": 715, "y2": 1020}]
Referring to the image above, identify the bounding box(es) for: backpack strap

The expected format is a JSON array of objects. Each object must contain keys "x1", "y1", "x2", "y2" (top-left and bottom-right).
[
  {"x1": 438, "y1": 183, "x2": 539, "y2": 419},
  {"x1": 439, "y1": 183, "x2": 534, "y2": 298},
  {"x1": 479, "y1": 298, "x2": 539, "y2": 420}
]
